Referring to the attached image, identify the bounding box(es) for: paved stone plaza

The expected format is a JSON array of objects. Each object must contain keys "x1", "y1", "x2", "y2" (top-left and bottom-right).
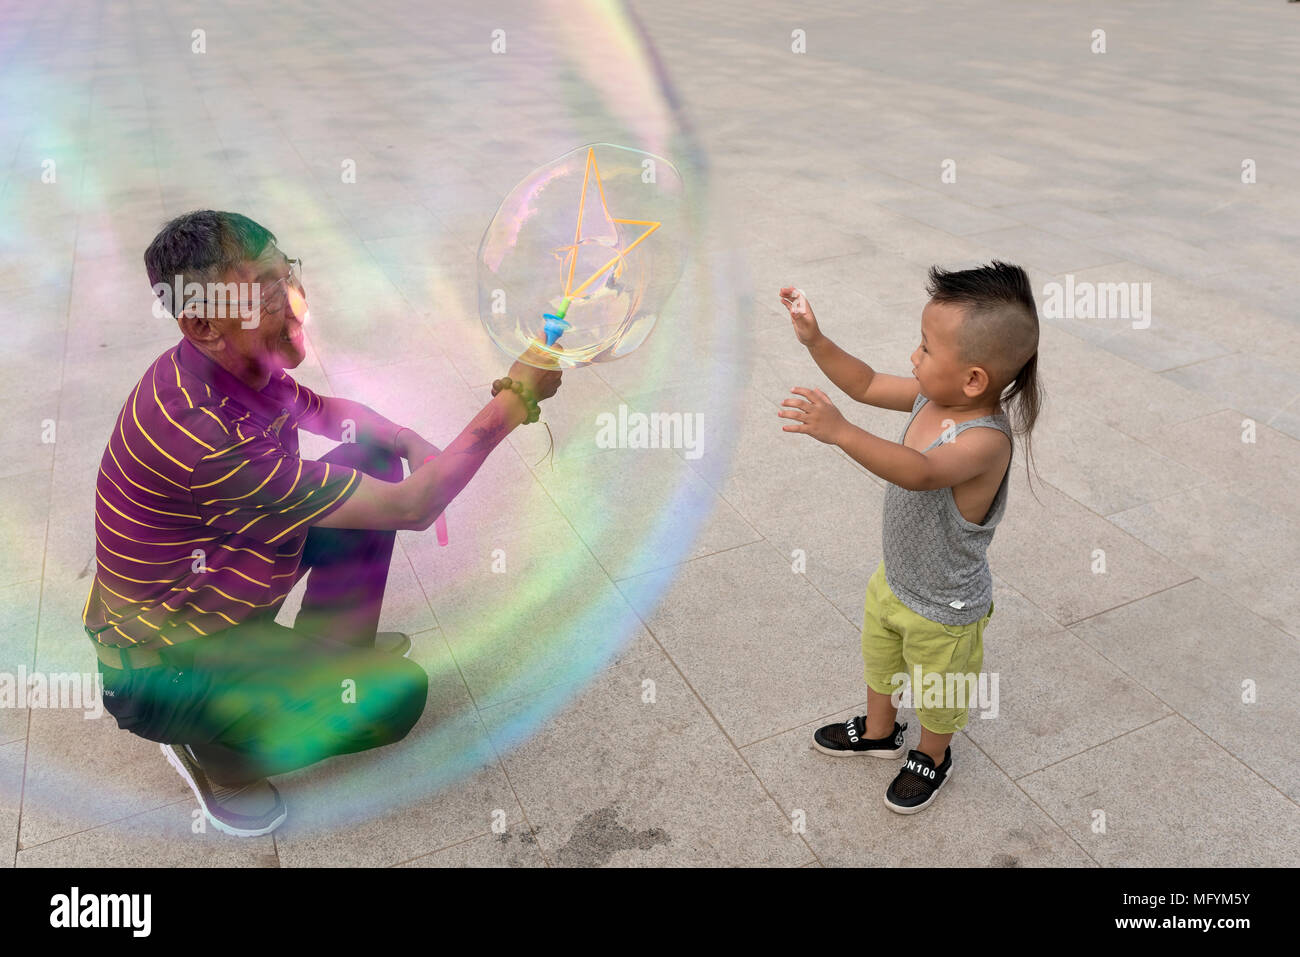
[{"x1": 1, "y1": 1, "x2": 1298, "y2": 866}]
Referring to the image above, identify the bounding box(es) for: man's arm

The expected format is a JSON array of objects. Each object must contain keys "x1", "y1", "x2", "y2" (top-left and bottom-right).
[
  {"x1": 315, "y1": 391, "x2": 528, "y2": 531},
  {"x1": 835, "y1": 420, "x2": 1008, "y2": 491},
  {"x1": 305, "y1": 394, "x2": 405, "y2": 451}
]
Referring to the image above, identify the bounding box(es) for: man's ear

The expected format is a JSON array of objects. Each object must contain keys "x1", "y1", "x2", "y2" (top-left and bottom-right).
[{"x1": 178, "y1": 308, "x2": 221, "y2": 346}]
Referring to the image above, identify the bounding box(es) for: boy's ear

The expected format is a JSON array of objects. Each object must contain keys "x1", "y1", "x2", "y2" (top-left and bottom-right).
[{"x1": 964, "y1": 365, "x2": 991, "y2": 398}]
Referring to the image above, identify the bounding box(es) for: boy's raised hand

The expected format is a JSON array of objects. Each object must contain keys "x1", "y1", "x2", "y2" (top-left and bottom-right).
[
  {"x1": 779, "y1": 287, "x2": 822, "y2": 347},
  {"x1": 779, "y1": 387, "x2": 847, "y2": 445}
]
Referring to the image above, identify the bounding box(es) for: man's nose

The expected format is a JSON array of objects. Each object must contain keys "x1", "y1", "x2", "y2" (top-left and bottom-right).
[{"x1": 287, "y1": 286, "x2": 308, "y2": 321}]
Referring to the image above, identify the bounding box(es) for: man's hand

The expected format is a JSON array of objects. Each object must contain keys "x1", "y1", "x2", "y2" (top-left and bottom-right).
[
  {"x1": 395, "y1": 429, "x2": 442, "y2": 468},
  {"x1": 778, "y1": 387, "x2": 848, "y2": 445},
  {"x1": 779, "y1": 287, "x2": 822, "y2": 347},
  {"x1": 507, "y1": 340, "x2": 563, "y2": 402}
]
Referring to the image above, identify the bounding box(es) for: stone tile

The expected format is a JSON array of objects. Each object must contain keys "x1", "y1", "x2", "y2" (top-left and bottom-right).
[
  {"x1": 20, "y1": 706, "x2": 191, "y2": 849},
  {"x1": 965, "y1": 225, "x2": 1119, "y2": 275},
  {"x1": 718, "y1": 437, "x2": 879, "y2": 540},
  {"x1": 987, "y1": 470, "x2": 1193, "y2": 626},
  {"x1": 1085, "y1": 227, "x2": 1238, "y2": 284},
  {"x1": 1019, "y1": 715, "x2": 1300, "y2": 866},
  {"x1": 1161, "y1": 352, "x2": 1300, "y2": 426},
  {"x1": 533, "y1": 445, "x2": 762, "y2": 582},
  {"x1": 1070, "y1": 580, "x2": 1300, "y2": 802},
  {"x1": 1036, "y1": 263, "x2": 1236, "y2": 372},
  {"x1": 620, "y1": 541, "x2": 868, "y2": 745},
  {"x1": 999, "y1": 202, "x2": 1120, "y2": 242},
  {"x1": 743, "y1": 707, "x2": 1092, "y2": 867},
  {"x1": 878, "y1": 194, "x2": 1019, "y2": 237},
  {"x1": 1037, "y1": 324, "x2": 1225, "y2": 442},
  {"x1": 0, "y1": 390, "x2": 58, "y2": 478},
  {"x1": 0, "y1": 741, "x2": 23, "y2": 869},
  {"x1": 0, "y1": 284, "x2": 70, "y2": 403},
  {"x1": 16, "y1": 799, "x2": 279, "y2": 867},
  {"x1": 308, "y1": 293, "x2": 443, "y2": 378},
  {"x1": 1143, "y1": 409, "x2": 1300, "y2": 528},
  {"x1": 0, "y1": 581, "x2": 41, "y2": 746},
  {"x1": 1108, "y1": 484, "x2": 1300, "y2": 640},
  {"x1": 0, "y1": 472, "x2": 50, "y2": 590},
  {"x1": 751, "y1": 461, "x2": 887, "y2": 623},
  {"x1": 482, "y1": 652, "x2": 812, "y2": 867},
  {"x1": 964, "y1": 628, "x2": 1171, "y2": 780},
  {"x1": 1029, "y1": 393, "x2": 1217, "y2": 516},
  {"x1": 396, "y1": 826, "x2": 549, "y2": 868},
  {"x1": 619, "y1": 381, "x2": 805, "y2": 485},
  {"x1": 1267, "y1": 397, "x2": 1300, "y2": 445},
  {"x1": 411, "y1": 515, "x2": 657, "y2": 708}
]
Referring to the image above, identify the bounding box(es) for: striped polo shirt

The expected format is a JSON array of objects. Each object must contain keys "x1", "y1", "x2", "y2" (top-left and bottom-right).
[{"x1": 82, "y1": 338, "x2": 360, "y2": 650}]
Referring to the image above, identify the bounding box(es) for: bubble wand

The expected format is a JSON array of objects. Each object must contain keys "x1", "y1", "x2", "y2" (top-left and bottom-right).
[{"x1": 540, "y1": 147, "x2": 662, "y2": 349}]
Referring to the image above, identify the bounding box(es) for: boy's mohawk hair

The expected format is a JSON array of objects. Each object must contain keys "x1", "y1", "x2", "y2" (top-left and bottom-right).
[
  {"x1": 924, "y1": 259, "x2": 1039, "y2": 380},
  {"x1": 925, "y1": 260, "x2": 1036, "y2": 318},
  {"x1": 925, "y1": 259, "x2": 1046, "y2": 499}
]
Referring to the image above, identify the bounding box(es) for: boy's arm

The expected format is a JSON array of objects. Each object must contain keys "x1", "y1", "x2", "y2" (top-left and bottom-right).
[
  {"x1": 835, "y1": 420, "x2": 1008, "y2": 492},
  {"x1": 780, "y1": 286, "x2": 918, "y2": 411},
  {"x1": 807, "y1": 336, "x2": 920, "y2": 412}
]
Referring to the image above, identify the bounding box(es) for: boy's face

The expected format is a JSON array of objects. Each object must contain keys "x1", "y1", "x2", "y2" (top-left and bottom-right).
[{"x1": 910, "y1": 300, "x2": 986, "y2": 404}]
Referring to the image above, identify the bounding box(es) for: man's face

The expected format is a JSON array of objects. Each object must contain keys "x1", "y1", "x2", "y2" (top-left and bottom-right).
[{"x1": 212, "y1": 245, "x2": 308, "y2": 378}]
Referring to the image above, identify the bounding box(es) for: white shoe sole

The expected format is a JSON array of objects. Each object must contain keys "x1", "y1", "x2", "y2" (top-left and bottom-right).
[
  {"x1": 812, "y1": 739, "x2": 907, "y2": 759},
  {"x1": 884, "y1": 771, "x2": 949, "y2": 815},
  {"x1": 376, "y1": 633, "x2": 413, "y2": 659},
  {"x1": 161, "y1": 743, "x2": 286, "y2": 837}
]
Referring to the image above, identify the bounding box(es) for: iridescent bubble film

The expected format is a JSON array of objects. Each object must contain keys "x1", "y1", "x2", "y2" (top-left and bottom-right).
[{"x1": 1, "y1": 0, "x2": 748, "y2": 843}]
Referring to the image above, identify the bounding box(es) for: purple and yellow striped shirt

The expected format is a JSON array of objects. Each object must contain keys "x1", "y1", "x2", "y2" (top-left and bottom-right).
[{"x1": 83, "y1": 338, "x2": 359, "y2": 650}]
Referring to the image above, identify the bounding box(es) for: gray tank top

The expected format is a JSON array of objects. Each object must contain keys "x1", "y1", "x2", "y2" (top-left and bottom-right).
[{"x1": 881, "y1": 392, "x2": 1013, "y2": 626}]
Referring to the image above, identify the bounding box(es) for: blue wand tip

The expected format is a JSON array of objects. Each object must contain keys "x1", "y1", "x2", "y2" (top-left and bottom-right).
[{"x1": 542, "y1": 313, "x2": 571, "y2": 347}]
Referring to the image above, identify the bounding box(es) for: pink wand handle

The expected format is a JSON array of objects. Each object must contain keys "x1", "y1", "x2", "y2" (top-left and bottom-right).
[{"x1": 423, "y1": 453, "x2": 449, "y2": 546}]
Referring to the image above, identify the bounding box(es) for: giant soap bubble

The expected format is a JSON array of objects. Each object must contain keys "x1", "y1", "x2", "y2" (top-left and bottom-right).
[
  {"x1": 478, "y1": 143, "x2": 686, "y2": 370},
  {"x1": 16, "y1": 0, "x2": 749, "y2": 845}
]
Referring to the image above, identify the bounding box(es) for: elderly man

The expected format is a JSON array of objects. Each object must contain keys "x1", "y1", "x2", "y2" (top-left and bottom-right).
[{"x1": 84, "y1": 210, "x2": 560, "y2": 837}]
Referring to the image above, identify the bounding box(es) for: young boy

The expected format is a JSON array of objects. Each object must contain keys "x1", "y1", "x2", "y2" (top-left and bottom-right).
[{"x1": 776, "y1": 261, "x2": 1042, "y2": 813}]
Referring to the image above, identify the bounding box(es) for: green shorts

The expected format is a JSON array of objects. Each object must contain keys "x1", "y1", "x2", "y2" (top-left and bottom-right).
[{"x1": 861, "y1": 560, "x2": 992, "y2": 735}]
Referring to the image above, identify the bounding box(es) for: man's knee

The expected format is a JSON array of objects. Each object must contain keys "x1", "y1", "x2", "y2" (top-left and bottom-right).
[
  {"x1": 359, "y1": 658, "x2": 428, "y2": 743},
  {"x1": 390, "y1": 659, "x2": 429, "y2": 740},
  {"x1": 319, "y1": 440, "x2": 404, "y2": 483}
]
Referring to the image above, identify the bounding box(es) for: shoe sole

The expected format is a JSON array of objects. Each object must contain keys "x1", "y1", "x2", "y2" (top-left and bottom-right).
[
  {"x1": 812, "y1": 739, "x2": 907, "y2": 759},
  {"x1": 161, "y1": 744, "x2": 287, "y2": 838},
  {"x1": 376, "y1": 633, "x2": 413, "y2": 659},
  {"x1": 883, "y1": 770, "x2": 949, "y2": 815}
]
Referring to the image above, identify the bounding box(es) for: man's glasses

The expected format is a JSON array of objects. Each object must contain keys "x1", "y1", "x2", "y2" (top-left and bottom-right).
[
  {"x1": 182, "y1": 257, "x2": 305, "y2": 324},
  {"x1": 259, "y1": 258, "x2": 305, "y2": 319}
]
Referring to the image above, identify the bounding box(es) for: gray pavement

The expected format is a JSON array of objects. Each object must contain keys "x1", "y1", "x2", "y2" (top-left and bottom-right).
[{"x1": 2, "y1": 0, "x2": 1299, "y2": 866}]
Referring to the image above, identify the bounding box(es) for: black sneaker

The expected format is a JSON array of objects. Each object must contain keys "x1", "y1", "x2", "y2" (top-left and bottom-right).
[
  {"x1": 161, "y1": 743, "x2": 287, "y2": 837},
  {"x1": 884, "y1": 747, "x2": 952, "y2": 814},
  {"x1": 813, "y1": 716, "x2": 907, "y2": 758}
]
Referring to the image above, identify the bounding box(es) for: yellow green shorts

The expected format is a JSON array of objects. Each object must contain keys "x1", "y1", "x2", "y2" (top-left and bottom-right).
[{"x1": 861, "y1": 559, "x2": 992, "y2": 735}]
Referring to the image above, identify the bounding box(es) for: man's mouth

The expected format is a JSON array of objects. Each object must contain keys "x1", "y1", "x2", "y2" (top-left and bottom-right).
[{"x1": 280, "y1": 326, "x2": 303, "y2": 345}]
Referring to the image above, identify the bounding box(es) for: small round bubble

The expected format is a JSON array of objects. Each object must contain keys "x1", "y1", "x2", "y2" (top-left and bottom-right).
[{"x1": 477, "y1": 143, "x2": 686, "y2": 369}]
